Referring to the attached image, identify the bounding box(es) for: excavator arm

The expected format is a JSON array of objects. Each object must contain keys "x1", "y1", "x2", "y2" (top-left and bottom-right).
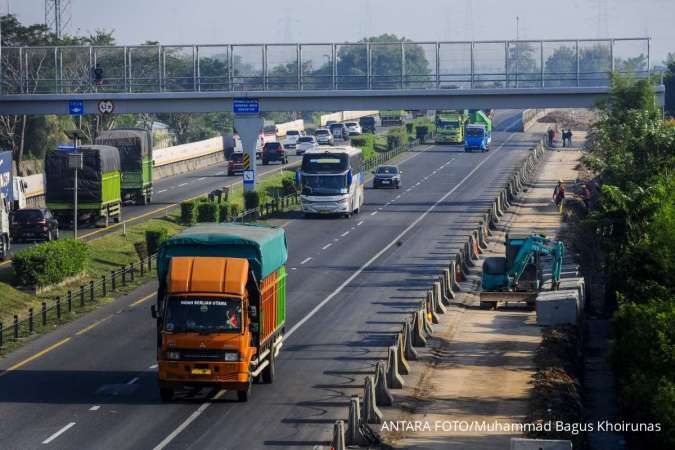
[{"x1": 507, "y1": 236, "x2": 565, "y2": 289}]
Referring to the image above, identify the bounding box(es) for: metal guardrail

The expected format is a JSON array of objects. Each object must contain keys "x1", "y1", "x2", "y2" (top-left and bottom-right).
[{"x1": 0, "y1": 38, "x2": 652, "y2": 95}]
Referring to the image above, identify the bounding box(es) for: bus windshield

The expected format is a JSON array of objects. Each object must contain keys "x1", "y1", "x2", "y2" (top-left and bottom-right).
[
  {"x1": 164, "y1": 297, "x2": 242, "y2": 334},
  {"x1": 301, "y1": 154, "x2": 349, "y2": 173},
  {"x1": 301, "y1": 174, "x2": 348, "y2": 195}
]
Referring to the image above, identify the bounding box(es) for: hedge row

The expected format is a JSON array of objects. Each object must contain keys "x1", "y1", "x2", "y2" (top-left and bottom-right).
[
  {"x1": 13, "y1": 240, "x2": 89, "y2": 287},
  {"x1": 180, "y1": 199, "x2": 241, "y2": 225}
]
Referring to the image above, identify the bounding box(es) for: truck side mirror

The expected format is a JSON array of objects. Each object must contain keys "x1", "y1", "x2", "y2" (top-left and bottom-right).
[
  {"x1": 248, "y1": 305, "x2": 258, "y2": 318},
  {"x1": 151, "y1": 305, "x2": 158, "y2": 319},
  {"x1": 295, "y1": 171, "x2": 301, "y2": 186},
  {"x1": 249, "y1": 322, "x2": 259, "y2": 333}
]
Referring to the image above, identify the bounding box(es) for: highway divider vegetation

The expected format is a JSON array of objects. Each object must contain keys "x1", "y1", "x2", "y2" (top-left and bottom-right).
[
  {"x1": 579, "y1": 74, "x2": 675, "y2": 449},
  {"x1": 13, "y1": 240, "x2": 89, "y2": 288}
]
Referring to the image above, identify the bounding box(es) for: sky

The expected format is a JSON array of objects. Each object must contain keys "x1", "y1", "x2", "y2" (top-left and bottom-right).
[{"x1": 4, "y1": 0, "x2": 674, "y2": 64}]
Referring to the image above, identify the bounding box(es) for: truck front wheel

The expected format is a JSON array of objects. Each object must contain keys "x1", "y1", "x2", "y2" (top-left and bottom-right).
[
  {"x1": 237, "y1": 378, "x2": 252, "y2": 402},
  {"x1": 159, "y1": 387, "x2": 173, "y2": 402}
]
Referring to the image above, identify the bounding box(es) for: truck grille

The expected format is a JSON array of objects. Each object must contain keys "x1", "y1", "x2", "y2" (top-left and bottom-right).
[{"x1": 177, "y1": 349, "x2": 228, "y2": 361}]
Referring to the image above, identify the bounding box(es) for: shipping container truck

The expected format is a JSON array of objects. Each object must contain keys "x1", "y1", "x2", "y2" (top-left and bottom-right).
[
  {"x1": 153, "y1": 223, "x2": 287, "y2": 402},
  {"x1": 45, "y1": 145, "x2": 122, "y2": 226},
  {"x1": 435, "y1": 109, "x2": 468, "y2": 144},
  {"x1": 95, "y1": 128, "x2": 153, "y2": 205}
]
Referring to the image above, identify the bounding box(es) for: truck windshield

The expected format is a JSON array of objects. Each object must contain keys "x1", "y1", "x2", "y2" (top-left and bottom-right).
[
  {"x1": 466, "y1": 128, "x2": 484, "y2": 137},
  {"x1": 164, "y1": 297, "x2": 242, "y2": 333},
  {"x1": 301, "y1": 174, "x2": 348, "y2": 195},
  {"x1": 438, "y1": 120, "x2": 460, "y2": 128}
]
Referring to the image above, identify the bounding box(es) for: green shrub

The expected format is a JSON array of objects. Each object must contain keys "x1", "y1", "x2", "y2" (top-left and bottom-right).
[
  {"x1": 387, "y1": 133, "x2": 402, "y2": 150},
  {"x1": 13, "y1": 240, "x2": 89, "y2": 287},
  {"x1": 145, "y1": 227, "x2": 168, "y2": 255},
  {"x1": 229, "y1": 203, "x2": 241, "y2": 219},
  {"x1": 218, "y1": 203, "x2": 231, "y2": 222},
  {"x1": 196, "y1": 201, "x2": 219, "y2": 222},
  {"x1": 416, "y1": 125, "x2": 429, "y2": 141},
  {"x1": 405, "y1": 122, "x2": 414, "y2": 134},
  {"x1": 282, "y1": 177, "x2": 297, "y2": 196},
  {"x1": 244, "y1": 191, "x2": 261, "y2": 211},
  {"x1": 180, "y1": 201, "x2": 196, "y2": 225},
  {"x1": 350, "y1": 136, "x2": 367, "y2": 147}
]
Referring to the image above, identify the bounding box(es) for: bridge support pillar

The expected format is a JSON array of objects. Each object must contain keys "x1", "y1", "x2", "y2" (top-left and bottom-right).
[{"x1": 234, "y1": 114, "x2": 263, "y2": 193}]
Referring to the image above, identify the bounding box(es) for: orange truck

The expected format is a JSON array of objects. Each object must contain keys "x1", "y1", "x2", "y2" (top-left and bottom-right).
[{"x1": 152, "y1": 223, "x2": 287, "y2": 402}]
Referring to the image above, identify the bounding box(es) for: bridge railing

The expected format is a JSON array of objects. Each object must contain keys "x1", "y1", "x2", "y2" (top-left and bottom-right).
[{"x1": 0, "y1": 38, "x2": 651, "y2": 95}]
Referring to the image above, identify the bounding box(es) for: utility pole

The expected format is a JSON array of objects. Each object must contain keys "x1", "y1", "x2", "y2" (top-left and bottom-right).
[
  {"x1": 515, "y1": 16, "x2": 520, "y2": 88},
  {"x1": 44, "y1": 0, "x2": 71, "y2": 39}
]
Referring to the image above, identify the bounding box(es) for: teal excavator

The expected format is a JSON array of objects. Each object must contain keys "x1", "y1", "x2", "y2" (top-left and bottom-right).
[{"x1": 480, "y1": 233, "x2": 565, "y2": 309}]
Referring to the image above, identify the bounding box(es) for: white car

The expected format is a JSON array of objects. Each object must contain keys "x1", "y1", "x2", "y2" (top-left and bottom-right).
[
  {"x1": 345, "y1": 122, "x2": 362, "y2": 136},
  {"x1": 296, "y1": 136, "x2": 318, "y2": 155},
  {"x1": 315, "y1": 128, "x2": 334, "y2": 145},
  {"x1": 283, "y1": 130, "x2": 304, "y2": 149}
]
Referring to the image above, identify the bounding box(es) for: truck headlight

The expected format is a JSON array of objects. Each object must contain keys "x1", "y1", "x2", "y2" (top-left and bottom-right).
[
  {"x1": 166, "y1": 351, "x2": 181, "y2": 360},
  {"x1": 223, "y1": 352, "x2": 239, "y2": 362}
]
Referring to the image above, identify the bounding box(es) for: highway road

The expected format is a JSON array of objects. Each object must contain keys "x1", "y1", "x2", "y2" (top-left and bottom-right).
[{"x1": 0, "y1": 110, "x2": 536, "y2": 450}]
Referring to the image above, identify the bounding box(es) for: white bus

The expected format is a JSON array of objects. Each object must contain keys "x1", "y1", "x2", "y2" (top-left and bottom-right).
[{"x1": 298, "y1": 146, "x2": 365, "y2": 218}]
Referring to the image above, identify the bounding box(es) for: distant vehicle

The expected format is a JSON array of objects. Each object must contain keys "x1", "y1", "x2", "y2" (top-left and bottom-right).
[
  {"x1": 372, "y1": 165, "x2": 402, "y2": 189},
  {"x1": 298, "y1": 146, "x2": 365, "y2": 218},
  {"x1": 153, "y1": 223, "x2": 287, "y2": 402},
  {"x1": 380, "y1": 110, "x2": 405, "y2": 126},
  {"x1": 359, "y1": 116, "x2": 376, "y2": 133},
  {"x1": 315, "y1": 128, "x2": 334, "y2": 146},
  {"x1": 329, "y1": 123, "x2": 350, "y2": 141},
  {"x1": 283, "y1": 130, "x2": 304, "y2": 150},
  {"x1": 262, "y1": 142, "x2": 288, "y2": 165},
  {"x1": 95, "y1": 128, "x2": 153, "y2": 204},
  {"x1": 10, "y1": 207, "x2": 59, "y2": 242},
  {"x1": 326, "y1": 120, "x2": 338, "y2": 126},
  {"x1": 227, "y1": 152, "x2": 244, "y2": 176},
  {"x1": 0, "y1": 196, "x2": 8, "y2": 260},
  {"x1": 45, "y1": 145, "x2": 122, "y2": 227},
  {"x1": 344, "y1": 122, "x2": 362, "y2": 136},
  {"x1": 464, "y1": 110, "x2": 493, "y2": 152},
  {"x1": 296, "y1": 136, "x2": 318, "y2": 155},
  {"x1": 0, "y1": 151, "x2": 12, "y2": 258},
  {"x1": 435, "y1": 109, "x2": 469, "y2": 144}
]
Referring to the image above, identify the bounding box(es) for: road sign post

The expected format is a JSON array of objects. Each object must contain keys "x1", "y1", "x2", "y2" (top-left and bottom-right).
[
  {"x1": 68, "y1": 100, "x2": 84, "y2": 116},
  {"x1": 68, "y1": 152, "x2": 83, "y2": 239},
  {"x1": 233, "y1": 109, "x2": 263, "y2": 194}
]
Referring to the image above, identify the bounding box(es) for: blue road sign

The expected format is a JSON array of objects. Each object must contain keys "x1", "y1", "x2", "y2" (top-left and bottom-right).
[
  {"x1": 0, "y1": 151, "x2": 12, "y2": 203},
  {"x1": 243, "y1": 170, "x2": 255, "y2": 185},
  {"x1": 233, "y1": 98, "x2": 259, "y2": 114},
  {"x1": 58, "y1": 144, "x2": 77, "y2": 152},
  {"x1": 68, "y1": 100, "x2": 84, "y2": 115}
]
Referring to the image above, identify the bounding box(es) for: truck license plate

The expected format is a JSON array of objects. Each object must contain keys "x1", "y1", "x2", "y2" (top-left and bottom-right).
[{"x1": 191, "y1": 368, "x2": 211, "y2": 375}]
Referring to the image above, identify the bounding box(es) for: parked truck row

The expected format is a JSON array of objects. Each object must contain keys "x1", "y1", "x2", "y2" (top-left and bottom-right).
[{"x1": 434, "y1": 109, "x2": 493, "y2": 152}]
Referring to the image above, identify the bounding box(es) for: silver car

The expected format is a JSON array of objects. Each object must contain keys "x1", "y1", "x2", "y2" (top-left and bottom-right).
[
  {"x1": 296, "y1": 136, "x2": 318, "y2": 155},
  {"x1": 315, "y1": 128, "x2": 334, "y2": 145}
]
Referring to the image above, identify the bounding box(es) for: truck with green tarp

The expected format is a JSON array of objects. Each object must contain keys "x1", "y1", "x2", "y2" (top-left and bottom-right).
[
  {"x1": 435, "y1": 109, "x2": 469, "y2": 144},
  {"x1": 153, "y1": 223, "x2": 287, "y2": 402},
  {"x1": 380, "y1": 110, "x2": 405, "y2": 126},
  {"x1": 95, "y1": 128, "x2": 153, "y2": 204},
  {"x1": 45, "y1": 145, "x2": 122, "y2": 226}
]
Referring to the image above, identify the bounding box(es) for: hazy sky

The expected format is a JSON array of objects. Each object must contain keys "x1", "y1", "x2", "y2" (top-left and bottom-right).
[{"x1": 5, "y1": 0, "x2": 674, "y2": 63}]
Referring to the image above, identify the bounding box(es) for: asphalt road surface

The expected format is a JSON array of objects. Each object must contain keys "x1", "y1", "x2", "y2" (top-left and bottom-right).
[{"x1": 0, "y1": 110, "x2": 538, "y2": 450}]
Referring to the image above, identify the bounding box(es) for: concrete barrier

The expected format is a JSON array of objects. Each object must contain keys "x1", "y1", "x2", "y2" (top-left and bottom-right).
[
  {"x1": 363, "y1": 376, "x2": 384, "y2": 424},
  {"x1": 432, "y1": 281, "x2": 446, "y2": 314},
  {"x1": 411, "y1": 311, "x2": 428, "y2": 347},
  {"x1": 396, "y1": 333, "x2": 410, "y2": 375},
  {"x1": 374, "y1": 361, "x2": 394, "y2": 405},
  {"x1": 403, "y1": 321, "x2": 419, "y2": 361},
  {"x1": 536, "y1": 290, "x2": 580, "y2": 326},
  {"x1": 386, "y1": 346, "x2": 404, "y2": 389},
  {"x1": 332, "y1": 420, "x2": 346, "y2": 450},
  {"x1": 441, "y1": 268, "x2": 454, "y2": 302},
  {"x1": 347, "y1": 395, "x2": 368, "y2": 446},
  {"x1": 427, "y1": 291, "x2": 440, "y2": 324}
]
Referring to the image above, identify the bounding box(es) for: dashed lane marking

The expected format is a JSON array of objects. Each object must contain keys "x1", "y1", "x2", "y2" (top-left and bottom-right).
[
  {"x1": 300, "y1": 257, "x2": 312, "y2": 265},
  {"x1": 89, "y1": 406, "x2": 101, "y2": 411},
  {"x1": 42, "y1": 422, "x2": 76, "y2": 445},
  {"x1": 321, "y1": 243, "x2": 332, "y2": 250}
]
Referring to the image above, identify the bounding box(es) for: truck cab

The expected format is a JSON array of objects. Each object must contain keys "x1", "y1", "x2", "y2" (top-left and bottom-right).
[{"x1": 464, "y1": 124, "x2": 490, "y2": 152}]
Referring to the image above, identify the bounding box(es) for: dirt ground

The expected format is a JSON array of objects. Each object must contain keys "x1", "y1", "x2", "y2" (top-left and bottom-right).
[
  {"x1": 537, "y1": 109, "x2": 597, "y2": 130},
  {"x1": 379, "y1": 144, "x2": 584, "y2": 449}
]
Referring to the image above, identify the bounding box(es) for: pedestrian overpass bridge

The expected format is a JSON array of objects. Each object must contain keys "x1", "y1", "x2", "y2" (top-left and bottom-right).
[{"x1": 0, "y1": 38, "x2": 663, "y2": 114}]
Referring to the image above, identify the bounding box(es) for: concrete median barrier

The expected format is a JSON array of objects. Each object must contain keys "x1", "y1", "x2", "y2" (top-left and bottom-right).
[
  {"x1": 449, "y1": 259, "x2": 461, "y2": 291},
  {"x1": 411, "y1": 311, "x2": 428, "y2": 347},
  {"x1": 374, "y1": 361, "x2": 394, "y2": 405},
  {"x1": 347, "y1": 395, "x2": 369, "y2": 446},
  {"x1": 432, "y1": 281, "x2": 446, "y2": 314},
  {"x1": 403, "y1": 321, "x2": 419, "y2": 361},
  {"x1": 427, "y1": 291, "x2": 440, "y2": 324},
  {"x1": 332, "y1": 420, "x2": 346, "y2": 450},
  {"x1": 396, "y1": 333, "x2": 411, "y2": 375},
  {"x1": 441, "y1": 268, "x2": 454, "y2": 302},
  {"x1": 386, "y1": 345, "x2": 405, "y2": 389},
  {"x1": 363, "y1": 376, "x2": 384, "y2": 424},
  {"x1": 420, "y1": 301, "x2": 433, "y2": 336}
]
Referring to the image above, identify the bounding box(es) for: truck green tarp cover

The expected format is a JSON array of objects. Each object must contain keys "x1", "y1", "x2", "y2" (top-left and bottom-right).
[
  {"x1": 95, "y1": 129, "x2": 150, "y2": 167},
  {"x1": 158, "y1": 223, "x2": 288, "y2": 282},
  {"x1": 45, "y1": 145, "x2": 120, "y2": 203}
]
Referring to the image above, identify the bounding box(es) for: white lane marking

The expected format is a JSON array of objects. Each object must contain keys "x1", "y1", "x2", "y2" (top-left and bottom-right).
[
  {"x1": 198, "y1": 177, "x2": 206, "y2": 181},
  {"x1": 149, "y1": 364, "x2": 158, "y2": 370},
  {"x1": 341, "y1": 231, "x2": 349, "y2": 237},
  {"x1": 415, "y1": 182, "x2": 421, "y2": 186},
  {"x1": 396, "y1": 195, "x2": 401, "y2": 199},
  {"x1": 357, "y1": 220, "x2": 364, "y2": 226},
  {"x1": 152, "y1": 390, "x2": 226, "y2": 450},
  {"x1": 157, "y1": 189, "x2": 167, "y2": 194},
  {"x1": 42, "y1": 422, "x2": 76, "y2": 444},
  {"x1": 291, "y1": 267, "x2": 297, "y2": 270},
  {"x1": 406, "y1": 188, "x2": 412, "y2": 192},
  {"x1": 370, "y1": 211, "x2": 377, "y2": 216},
  {"x1": 321, "y1": 243, "x2": 332, "y2": 250},
  {"x1": 126, "y1": 377, "x2": 139, "y2": 385},
  {"x1": 216, "y1": 171, "x2": 225, "y2": 175},
  {"x1": 378, "y1": 207, "x2": 383, "y2": 211},
  {"x1": 89, "y1": 405, "x2": 100, "y2": 411},
  {"x1": 300, "y1": 257, "x2": 312, "y2": 265},
  {"x1": 178, "y1": 183, "x2": 188, "y2": 187},
  {"x1": 285, "y1": 133, "x2": 513, "y2": 341}
]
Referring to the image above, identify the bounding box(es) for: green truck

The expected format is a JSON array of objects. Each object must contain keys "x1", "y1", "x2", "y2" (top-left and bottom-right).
[
  {"x1": 154, "y1": 223, "x2": 287, "y2": 402},
  {"x1": 95, "y1": 128, "x2": 153, "y2": 205},
  {"x1": 380, "y1": 110, "x2": 405, "y2": 126},
  {"x1": 435, "y1": 109, "x2": 468, "y2": 144},
  {"x1": 45, "y1": 145, "x2": 122, "y2": 226}
]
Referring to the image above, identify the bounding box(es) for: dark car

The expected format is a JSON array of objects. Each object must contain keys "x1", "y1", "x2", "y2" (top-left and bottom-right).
[
  {"x1": 359, "y1": 116, "x2": 376, "y2": 133},
  {"x1": 227, "y1": 152, "x2": 244, "y2": 176},
  {"x1": 372, "y1": 165, "x2": 402, "y2": 189},
  {"x1": 262, "y1": 141, "x2": 288, "y2": 165},
  {"x1": 329, "y1": 123, "x2": 350, "y2": 141},
  {"x1": 11, "y1": 208, "x2": 59, "y2": 242}
]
